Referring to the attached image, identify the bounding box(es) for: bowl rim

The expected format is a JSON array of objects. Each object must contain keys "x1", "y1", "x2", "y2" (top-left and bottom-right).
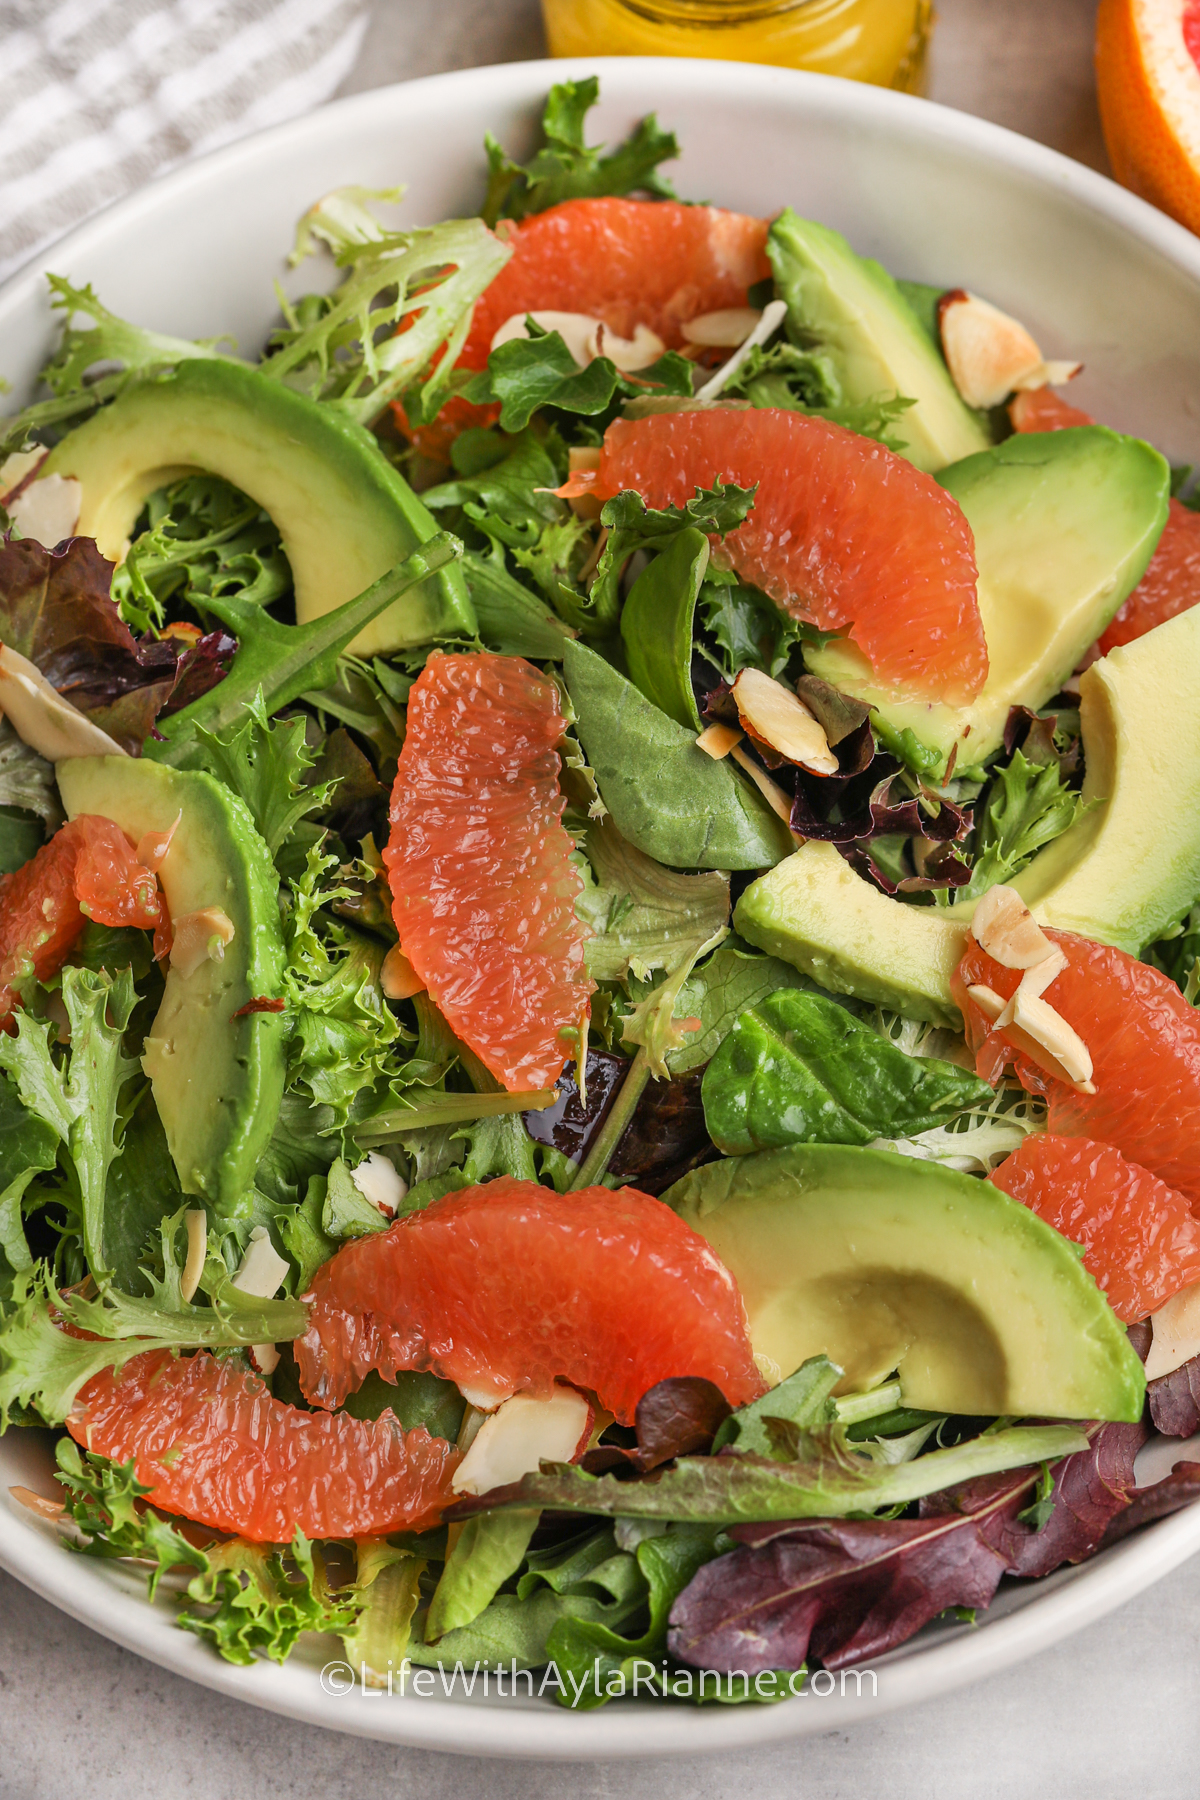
[{"x1": 2, "y1": 51, "x2": 1200, "y2": 1761}]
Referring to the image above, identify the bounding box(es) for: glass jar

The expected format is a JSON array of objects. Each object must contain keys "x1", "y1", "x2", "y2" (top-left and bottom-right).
[{"x1": 541, "y1": 0, "x2": 933, "y2": 92}]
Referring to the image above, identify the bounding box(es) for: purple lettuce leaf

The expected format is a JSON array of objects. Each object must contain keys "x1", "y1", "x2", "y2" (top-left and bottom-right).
[
  {"x1": 668, "y1": 1425, "x2": 1144, "y2": 1675},
  {"x1": 581, "y1": 1377, "x2": 732, "y2": 1475},
  {"x1": 1125, "y1": 1318, "x2": 1200, "y2": 1439},
  {"x1": 0, "y1": 535, "x2": 234, "y2": 751},
  {"x1": 1099, "y1": 1462, "x2": 1200, "y2": 1546}
]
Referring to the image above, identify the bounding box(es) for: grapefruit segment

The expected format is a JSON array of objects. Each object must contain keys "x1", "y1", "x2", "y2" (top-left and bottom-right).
[
  {"x1": 1096, "y1": 0, "x2": 1200, "y2": 238},
  {"x1": 383, "y1": 651, "x2": 594, "y2": 1092},
  {"x1": 294, "y1": 1176, "x2": 765, "y2": 1423},
  {"x1": 69, "y1": 1348, "x2": 460, "y2": 1541},
  {"x1": 589, "y1": 408, "x2": 986, "y2": 705},
  {"x1": 955, "y1": 928, "x2": 1200, "y2": 1206},
  {"x1": 1010, "y1": 387, "x2": 1199, "y2": 650},
  {"x1": 990, "y1": 1134, "x2": 1200, "y2": 1322},
  {"x1": 460, "y1": 197, "x2": 770, "y2": 372},
  {"x1": 0, "y1": 815, "x2": 164, "y2": 1023}
]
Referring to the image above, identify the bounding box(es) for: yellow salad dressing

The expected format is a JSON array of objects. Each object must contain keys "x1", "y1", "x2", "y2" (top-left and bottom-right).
[{"x1": 541, "y1": 0, "x2": 934, "y2": 90}]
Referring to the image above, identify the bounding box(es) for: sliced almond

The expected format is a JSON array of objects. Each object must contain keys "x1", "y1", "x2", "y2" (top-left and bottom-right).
[
  {"x1": 1011, "y1": 357, "x2": 1083, "y2": 392},
  {"x1": 971, "y1": 884, "x2": 1054, "y2": 970},
  {"x1": 380, "y1": 943, "x2": 425, "y2": 999},
  {"x1": 681, "y1": 306, "x2": 763, "y2": 348},
  {"x1": 0, "y1": 643, "x2": 125, "y2": 762},
  {"x1": 350, "y1": 1150, "x2": 408, "y2": 1217},
  {"x1": 450, "y1": 1386, "x2": 593, "y2": 1496},
  {"x1": 730, "y1": 743, "x2": 803, "y2": 840},
  {"x1": 9, "y1": 1486, "x2": 65, "y2": 1522},
  {"x1": 1146, "y1": 1278, "x2": 1200, "y2": 1381},
  {"x1": 938, "y1": 290, "x2": 1079, "y2": 411},
  {"x1": 8, "y1": 474, "x2": 82, "y2": 548},
  {"x1": 1017, "y1": 945, "x2": 1068, "y2": 1001},
  {"x1": 490, "y1": 309, "x2": 665, "y2": 373},
  {"x1": 731, "y1": 668, "x2": 839, "y2": 775},
  {"x1": 696, "y1": 723, "x2": 743, "y2": 760},
  {"x1": 232, "y1": 1224, "x2": 291, "y2": 1378},
  {"x1": 179, "y1": 1207, "x2": 208, "y2": 1304},
  {"x1": 1007, "y1": 988, "x2": 1094, "y2": 1090},
  {"x1": 966, "y1": 982, "x2": 1008, "y2": 1023},
  {"x1": 170, "y1": 906, "x2": 235, "y2": 980},
  {"x1": 0, "y1": 448, "x2": 48, "y2": 502}
]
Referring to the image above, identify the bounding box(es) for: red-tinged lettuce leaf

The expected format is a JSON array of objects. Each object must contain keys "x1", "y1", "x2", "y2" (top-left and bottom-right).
[
  {"x1": 445, "y1": 1421, "x2": 1087, "y2": 1527},
  {"x1": 581, "y1": 1377, "x2": 732, "y2": 1475},
  {"x1": 1099, "y1": 1461, "x2": 1200, "y2": 1547},
  {"x1": 669, "y1": 1424, "x2": 1144, "y2": 1675},
  {"x1": 0, "y1": 535, "x2": 233, "y2": 752},
  {"x1": 1124, "y1": 1319, "x2": 1200, "y2": 1439}
]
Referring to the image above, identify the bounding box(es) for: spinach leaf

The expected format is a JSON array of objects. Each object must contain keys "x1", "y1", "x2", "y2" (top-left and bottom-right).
[
  {"x1": 482, "y1": 76, "x2": 679, "y2": 226},
  {"x1": 620, "y1": 526, "x2": 708, "y2": 729},
  {"x1": 562, "y1": 639, "x2": 794, "y2": 871},
  {"x1": 463, "y1": 550, "x2": 576, "y2": 659},
  {"x1": 340, "y1": 1368, "x2": 465, "y2": 1442},
  {"x1": 700, "y1": 989, "x2": 993, "y2": 1156}
]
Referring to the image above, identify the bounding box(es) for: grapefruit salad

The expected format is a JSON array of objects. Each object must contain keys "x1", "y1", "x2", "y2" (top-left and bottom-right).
[{"x1": 0, "y1": 75, "x2": 1198, "y2": 1704}]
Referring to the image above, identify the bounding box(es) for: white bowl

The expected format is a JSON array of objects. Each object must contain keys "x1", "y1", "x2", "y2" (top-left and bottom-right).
[{"x1": 3, "y1": 53, "x2": 1200, "y2": 1762}]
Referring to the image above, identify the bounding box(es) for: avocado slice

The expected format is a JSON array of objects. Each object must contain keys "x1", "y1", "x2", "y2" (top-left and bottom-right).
[
  {"x1": 735, "y1": 599, "x2": 1200, "y2": 1019},
  {"x1": 56, "y1": 755, "x2": 286, "y2": 1208},
  {"x1": 767, "y1": 210, "x2": 989, "y2": 473},
  {"x1": 806, "y1": 428, "x2": 1171, "y2": 775},
  {"x1": 38, "y1": 360, "x2": 474, "y2": 657},
  {"x1": 667, "y1": 1142, "x2": 1145, "y2": 1420}
]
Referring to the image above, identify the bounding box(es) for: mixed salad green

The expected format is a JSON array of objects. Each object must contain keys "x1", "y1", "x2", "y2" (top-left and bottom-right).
[{"x1": 1, "y1": 77, "x2": 1199, "y2": 1709}]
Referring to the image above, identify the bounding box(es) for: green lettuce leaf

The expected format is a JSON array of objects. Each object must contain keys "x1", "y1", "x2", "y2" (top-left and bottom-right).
[
  {"x1": 668, "y1": 939, "x2": 810, "y2": 1076},
  {"x1": 425, "y1": 1509, "x2": 541, "y2": 1640},
  {"x1": 482, "y1": 76, "x2": 678, "y2": 226},
  {"x1": 462, "y1": 323, "x2": 692, "y2": 434},
  {"x1": 0, "y1": 966, "x2": 138, "y2": 1283},
  {"x1": 53, "y1": 1439, "x2": 210, "y2": 1595},
  {"x1": 0, "y1": 1070, "x2": 58, "y2": 1284},
  {"x1": 180, "y1": 692, "x2": 336, "y2": 860},
  {"x1": 180, "y1": 1532, "x2": 358, "y2": 1666},
  {"x1": 112, "y1": 473, "x2": 289, "y2": 635},
  {"x1": 446, "y1": 1423, "x2": 1088, "y2": 1525},
  {"x1": 701, "y1": 988, "x2": 994, "y2": 1157},
  {"x1": 576, "y1": 817, "x2": 730, "y2": 985},
  {"x1": 961, "y1": 749, "x2": 1093, "y2": 903},
  {"x1": 341, "y1": 1541, "x2": 426, "y2": 1684},
  {"x1": 589, "y1": 481, "x2": 757, "y2": 634}
]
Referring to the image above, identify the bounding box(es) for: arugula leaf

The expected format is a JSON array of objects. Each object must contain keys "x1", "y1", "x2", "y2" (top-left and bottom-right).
[
  {"x1": 269, "y1": 201, "x2": 510, "y2": 426},
  {"x1": 463, "y1": 549, "x2": 577, "y2": 659},
  {"x1": 144, "y1": 532, "x2": 461, "y2": 761},
  {"x1": 482, "y1": 77, "x2": 679, "y2": 226},
  {"x1": 700, "y1": 989, "x2": 994, "y2": 1157},
  {"x1": 180, "y1": 1532, "x2": 358, "y2": 1667},
  {"x1": 180, "y1": 693, "x2": 336, "y2": 859},
  {"x1": 698, "y1": 574, "x2": 809, "y2": 680},
  {"x1": 0, "y1": 966, "x2": 138, "y2": 1283},
  {"x1": 589, "y1": 481, "x2": 757, "y2": 631},
  {"x1": 462, "y1": 323, "x2": 692, "y2": 434},
  {"x1": 961, "y1": 749, "x2": 1092, "y2": 902},
  {"x1": 112, "y1": 473, "x2": 289, "y2": 634},
  {"x1": 446, "y1": 1423, "x2": 1088, "y2": 1525}
]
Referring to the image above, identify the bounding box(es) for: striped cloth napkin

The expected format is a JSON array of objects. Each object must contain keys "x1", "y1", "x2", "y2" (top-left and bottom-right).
[{"x1": 0, "y1": 0, "x2": 370, "y2": 283}]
